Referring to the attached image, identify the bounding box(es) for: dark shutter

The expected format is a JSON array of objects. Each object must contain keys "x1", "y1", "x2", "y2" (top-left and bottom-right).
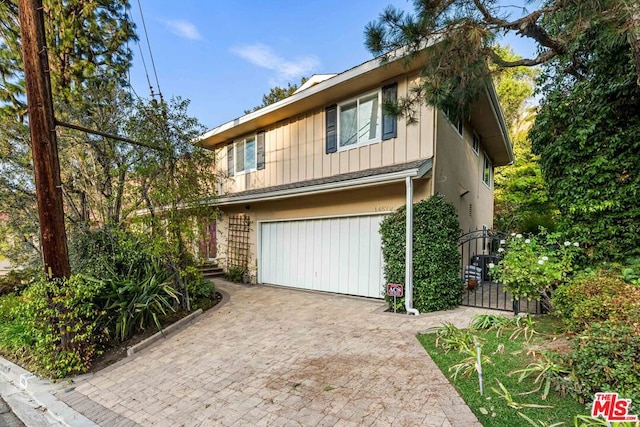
[
  {"x1": 256, "y1": 131, "x2": 265, "y2": 170},
  {"x1": 382, "y1": 83, "x2": 398, "y2": 140},
  {"x1": 325, "y1": 104, "x2": 337, "y2": 154},
  {"x1": 227, "y1": 143, "x2": 234, "y2": 176}
]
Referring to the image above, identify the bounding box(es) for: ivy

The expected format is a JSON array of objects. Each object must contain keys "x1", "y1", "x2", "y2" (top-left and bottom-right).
[
  {"x1": 379, "y1": 195, "x2": 461, "y2": 313},
  {"x1": 530, "y1": 25, "x2": 640, "y2": 262}
]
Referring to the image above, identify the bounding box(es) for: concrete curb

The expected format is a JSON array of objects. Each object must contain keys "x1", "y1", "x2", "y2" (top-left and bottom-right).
[
  {"x1": 126, "y1": 308, "x2": 203, "y2": 356},
  {"x1": 127, "y1": 289, "x2": 230, "y2": 357},
  {"x1": 0, "y1": 357, "x2": 98, "y2": 427}
]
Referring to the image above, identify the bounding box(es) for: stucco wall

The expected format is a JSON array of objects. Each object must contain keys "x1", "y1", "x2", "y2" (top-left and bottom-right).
[
  {"x1": 215, "y1": 178, "x2": 432, "y2": 282},
  {"x1": 433, "y1": 111, "x2": 494, "y2": 233},
  {"x1": 215, "y1": 75, "x2": 435, "y2": 195}
]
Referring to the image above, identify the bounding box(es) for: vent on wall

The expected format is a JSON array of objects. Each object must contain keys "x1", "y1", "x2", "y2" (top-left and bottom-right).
[{"x1": 469, "y1": 204, "x2": 473, "y2": 217}]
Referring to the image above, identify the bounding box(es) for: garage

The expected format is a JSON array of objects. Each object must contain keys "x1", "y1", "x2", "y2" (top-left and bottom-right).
[{"x1": 259, "y1": 214, "x2": 386, "y2": 298}]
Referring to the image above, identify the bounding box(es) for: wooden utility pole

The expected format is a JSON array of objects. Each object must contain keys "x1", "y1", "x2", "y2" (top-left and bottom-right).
[{"x1": 18, "y1": 0, "x2": 70, "y2": 279}]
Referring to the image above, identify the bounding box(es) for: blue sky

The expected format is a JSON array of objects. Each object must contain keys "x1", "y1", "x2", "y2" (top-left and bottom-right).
[{"x1": 128, "y1": 1, "x2": 539, "y2": 130}]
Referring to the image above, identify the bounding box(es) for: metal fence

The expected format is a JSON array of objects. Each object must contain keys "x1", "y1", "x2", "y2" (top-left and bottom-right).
[{"x1": 458, "y1": 227, "x2": 542, "y2": 314}]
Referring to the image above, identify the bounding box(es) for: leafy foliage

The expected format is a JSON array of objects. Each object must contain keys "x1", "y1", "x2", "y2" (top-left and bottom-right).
[
  {"x1": 0, "y1": 0, "x2": 136, "y2": 117},
  {"x1": 491, "y1": 232, "x2": 581, "y2": 309},
  {"x1": 530, "y1": 23, "x2": 640, "y2": 263},
  {"x1": 379, "y1": 195, "x2": 461, "y2": 313},
  {"x1": 365, "y1": 1, "x2": 640, "y2": 121},
  {"x1": 567, "y1": 318, "x2": 640, "y2": 405},
  {"x1": 552, "y1": 271, "x2": 640, "y2": 332},
  {"x1": 19, "y1": 275, "x2": 108, "y2": 378},
  {"x1": 102, "y1": 272, "x2": 179, "y2": 341}
]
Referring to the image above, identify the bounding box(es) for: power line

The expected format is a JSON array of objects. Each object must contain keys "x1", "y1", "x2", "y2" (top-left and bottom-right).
[
  {"x1": 126, "y1": 2, "x2": 153, "y2": 99},
  {"x1": 136, "y1": 0, "x2": 163, "y2": 102}
]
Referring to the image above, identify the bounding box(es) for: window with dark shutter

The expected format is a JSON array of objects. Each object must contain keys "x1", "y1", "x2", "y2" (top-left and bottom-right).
[
  {"x1": 325, "y1": 104, "x2": 337, "y2": 154},
  {"x1": 382, "y1": 83, "x2": 397, "y2": 140},
  {"x1": 227, "y1": 143, "x2": 234, "y2": 176},
  {"x1": 256, "y1": 131, "x2": 265, "y2": 170}
]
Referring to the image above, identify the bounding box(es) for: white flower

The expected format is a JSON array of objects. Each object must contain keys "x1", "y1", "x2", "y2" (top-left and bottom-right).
[
  {"x1": 511, "y1": 233, "x2": 516, "y2": 237},
  {"x1": 542, "y1": 256, "x2": 549, "y2": 261},
  {"x1": 498, "y1": 248, "x2": 505, "y2": 253},
  {"x1": 573, "y1": 242, "x2": 579, "y2": 247},
  {"x1": 516, "y1": 234, "x2": 523, "y2": 239},
  {"x1": 500, "y1": 240, "x2": 506, "y2": 245},
  {"x1": 564, "y1": 241, "x2": 571, "y2": 247},
  {"x1": 538, "y1": 260, "x2": 544, "y2": 265},
  {"x1": 525, "y1": 239, "x2": 531, "y2": 244},
  {"x1": 488, "y1": 263, "x2": 495, "y2": 269}
]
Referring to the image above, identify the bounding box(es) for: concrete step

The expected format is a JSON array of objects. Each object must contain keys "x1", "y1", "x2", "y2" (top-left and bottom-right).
[{"x1": 198, "y1": 264, "x2": 224, "y2": 278}]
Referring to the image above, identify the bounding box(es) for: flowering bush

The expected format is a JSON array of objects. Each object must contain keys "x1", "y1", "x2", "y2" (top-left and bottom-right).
[{"x1": 490, "y1": 231, "x2": 581, "y2": 309}]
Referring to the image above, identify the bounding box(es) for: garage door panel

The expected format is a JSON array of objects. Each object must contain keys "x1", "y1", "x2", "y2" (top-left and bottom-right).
[{"x1": 260, "y1": 215, "x2": 385, "y2": 298}]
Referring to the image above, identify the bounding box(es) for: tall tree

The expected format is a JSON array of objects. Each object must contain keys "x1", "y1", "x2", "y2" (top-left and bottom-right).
[
  {"x1": 245, "y1": 77, "x2": 308, "y2": 113},
  {"x1": 364, "y1": 0, "x2": 640, "y2": 120},
  {"x1": 529, "y1": 23, "x2": 640, "y2": 262},
  {"x1": 491, "y1": 46, "x2": 554, "y2": 233},
  {"x1": 0, "y1": 0, "x2": 136, "y2": 264},
  {"x1": 127, "y1": 97, "x2": 217, "y2": 309},
  {"x1": 0, "y1": 0, "x2": 136, "y2": 117}
]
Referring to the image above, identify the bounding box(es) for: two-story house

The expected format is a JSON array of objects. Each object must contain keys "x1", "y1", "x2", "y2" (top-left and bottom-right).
[{"x1": 198, "y1": 49, "x2": 513, "y2": 302}]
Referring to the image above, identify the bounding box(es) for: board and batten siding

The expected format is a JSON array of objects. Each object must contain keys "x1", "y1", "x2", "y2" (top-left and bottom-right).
[{"x1": 216, "y1": 76, "x2": 435, "y2": 195}]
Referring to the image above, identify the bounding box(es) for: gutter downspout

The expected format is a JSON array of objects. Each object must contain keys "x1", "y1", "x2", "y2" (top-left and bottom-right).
[{"x1": 405, "y1": 176, "x2": 419, "y2": 316}]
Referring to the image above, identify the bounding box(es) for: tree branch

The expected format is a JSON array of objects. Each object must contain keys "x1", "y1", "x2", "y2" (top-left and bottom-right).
[
  {"x1": 489, "y1": 48, "x2": 558, "y2": 68},
  {"x1": 473, "y1": 0, "x2": 567, "y2": 54}
]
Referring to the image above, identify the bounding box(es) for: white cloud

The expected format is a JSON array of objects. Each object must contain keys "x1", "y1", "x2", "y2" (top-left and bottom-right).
[
  {"x1": 164, "y1": 20, "x2": 202, "y2": 40},
  {"x1": 231, "y1": 43, "x2": 319, "y2": 84}
]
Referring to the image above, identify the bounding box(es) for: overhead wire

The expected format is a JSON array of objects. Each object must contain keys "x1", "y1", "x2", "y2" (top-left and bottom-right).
[{"x1": 136, "y1": 0, "x2": 163, "y2": 102}]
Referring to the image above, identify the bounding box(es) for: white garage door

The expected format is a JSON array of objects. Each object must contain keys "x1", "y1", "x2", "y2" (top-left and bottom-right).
[{"x1": 259, "y1": 215, "x2": 386, "y2": 298}]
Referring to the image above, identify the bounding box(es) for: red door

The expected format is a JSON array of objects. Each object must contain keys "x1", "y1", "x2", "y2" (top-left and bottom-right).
[{"x1": 199, "y1": 221, "x2": 217, "y2": 260}]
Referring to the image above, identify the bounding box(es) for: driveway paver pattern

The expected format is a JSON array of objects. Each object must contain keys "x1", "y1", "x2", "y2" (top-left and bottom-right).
[{"x1": 57, "y1": 281, "x2": 497, "y2": 426}]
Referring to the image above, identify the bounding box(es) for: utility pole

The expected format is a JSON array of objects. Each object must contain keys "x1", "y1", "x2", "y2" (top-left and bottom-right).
[{"x1": 18, "y1": 0, "x2": 70, "y2": 279}]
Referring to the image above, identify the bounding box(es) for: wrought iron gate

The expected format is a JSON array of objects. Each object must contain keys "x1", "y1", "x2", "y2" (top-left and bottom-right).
[{"x1": 458, "y1": 227, "x2": 542, "y2": 314}]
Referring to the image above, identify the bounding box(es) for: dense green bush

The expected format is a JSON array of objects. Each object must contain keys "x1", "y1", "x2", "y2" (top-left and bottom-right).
[
  {"x1": 567, "y1": 317, "x2": 640, "y2": 404},
  {"x1": 380, "y1": 195, "x2": 461, "y2": 313},
  {"x1": 491, "y1": 231, "x2": 580, "y2": 310},
  {"x1": 101, "y1": 272, "x2": 179, "y2": 341},
  {"x1": 225, "y1": 266, "x2": 247, "y2": 283},
  {"x1": 68, "y1": 227, "x2": 164, "y2": 281},
  {"x1": 20, "y1": 275, "x2": 108, "y2": 378},
  {"x1": 552, "y1": 271, "x2": 640, "y2": 332}
]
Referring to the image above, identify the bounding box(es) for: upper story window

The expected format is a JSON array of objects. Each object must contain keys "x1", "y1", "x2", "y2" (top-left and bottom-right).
[
  {"x1": 472, "y1": 131, "x2": 480, "y2": 155},
  {"x1": 444, "y1": 108, "x2": 463, "y2": 136},
  {"x1": 235, "y1": 137, "x2": 255, "y2": 174},
  {"x1": 339, "y1": 91, "x2": 380, "y2": 148},
  {"x1": 227, "y1": 132, "x2": 265, "y2": 176},
  {"x1": 325, "y1": 83, "x2": 397, "y2": 154},
  {"x1": 483, "y1": 152, "x2": 493, "y2": 188}
]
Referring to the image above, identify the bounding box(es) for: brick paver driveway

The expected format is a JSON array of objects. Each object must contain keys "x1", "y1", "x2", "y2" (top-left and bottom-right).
[{"x1": 58, "y1": 281, "x2": 495, "y2": 426}]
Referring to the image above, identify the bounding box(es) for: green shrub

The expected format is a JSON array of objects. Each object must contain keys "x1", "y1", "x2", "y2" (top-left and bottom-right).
[
  {"x1": 552, "y1": 271, "x2": 640, "y2": 332},
  {"x1": 379, "y1": 195, "x2": 461, "y2": 313},
  {"x1": 0, "y1": 294, "x2": 34, "y2": 356},
  {"x1": 68, "y1": 227, "x2": 165, "y2": 282},
  {"x1": 491, "y1": 230, "x2": 580, "y2": 309},
  {"x1": 20, "y1": 275, "x2": 108, "y2": 378},
  {"x1": 101, "y1": 271, "x2": 179, "y2": 341},
  {"x1": 225, "y1": 267, "x2": 247, "y2": 283},
  {"x1": 567, "y1": 317, "x2": 640, "y2": 404}
]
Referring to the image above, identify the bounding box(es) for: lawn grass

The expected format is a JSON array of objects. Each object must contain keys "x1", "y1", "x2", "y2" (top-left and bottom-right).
[{"x1": 418, "y1": 315, "x2": 585, "y2": 426}]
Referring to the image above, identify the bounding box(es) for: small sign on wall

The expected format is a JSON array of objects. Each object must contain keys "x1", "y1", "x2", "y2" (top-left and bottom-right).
[{"x1": 386, "y1": 283, "x2": 403, "y2": 297}]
